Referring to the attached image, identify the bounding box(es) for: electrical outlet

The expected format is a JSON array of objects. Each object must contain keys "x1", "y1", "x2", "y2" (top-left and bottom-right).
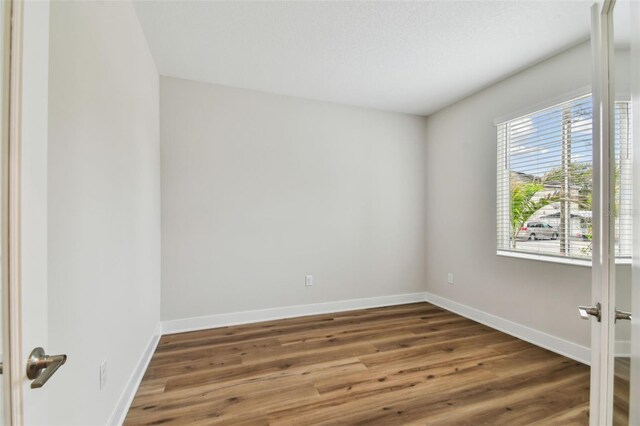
[
  {"x1": 305, "y1": 275, "x2": 313, "y2": 286},
  {"x1": 100, "y1": 359, "x2": 107, "y2": 390},
  {"x1": 447, "y1": 273, "x2": 454, "y2": 284}
]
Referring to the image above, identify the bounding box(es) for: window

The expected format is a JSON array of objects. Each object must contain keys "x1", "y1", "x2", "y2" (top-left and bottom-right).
[{"x1": 496, "y1": 94, "x2": 632, "y2": 263}]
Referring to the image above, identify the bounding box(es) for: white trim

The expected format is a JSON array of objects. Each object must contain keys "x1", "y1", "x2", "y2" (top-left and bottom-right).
[
  {"x1": 107, "y1": 326, "x2": 161, "y2": 426},
  {"x1": 0, "y1": 1, "x2": 13, "y2": 423},
  {"x1": 161, "y1": 293, "x2": 427, "y2": 335},
  {"x1": 7, "y1": 0, "x2": 23, "y2": 422},
  {"x1": 497, "y1": 250, "x2": 592, "y2": 267},
  {"x1": 424, "y1": 292, "x2": 591, "y2": 365},
  {"x1": 496, "y1": 250, "x2": 631, "y2": 267},
  {"x1": 493, "y1": 85, "x2": 591, "y2": 125},
  {"x1": 616, "y1": 92, "x2": 631, "y2": 103},
  {"x1": 161, "y1": 292, "x2": 596, "y2": 365},
  {"x1": 615, "y1": 340, "x2": 631, "y2": 358}
]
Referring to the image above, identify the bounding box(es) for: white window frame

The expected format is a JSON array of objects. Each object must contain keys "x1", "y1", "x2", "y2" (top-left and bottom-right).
[{"x1": 495, "y1": 88, "x2": 632, "y2": 267}]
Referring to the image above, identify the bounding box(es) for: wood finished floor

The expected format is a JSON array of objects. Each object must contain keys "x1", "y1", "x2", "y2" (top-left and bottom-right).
[
  {"x1": 125, "y1": 302, "x2": 591, "y2": 425},
  {"x1": 614, "y1": 358, "x2": 630, "y2": 426}
]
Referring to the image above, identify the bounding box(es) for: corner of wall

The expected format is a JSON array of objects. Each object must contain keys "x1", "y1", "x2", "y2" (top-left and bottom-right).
[
  {"x1": 107, "y1": 323, "x2": 162, "y2": 426},
  {"x1": 424, "y1": 292, "x2": 590, "y2": 364}
]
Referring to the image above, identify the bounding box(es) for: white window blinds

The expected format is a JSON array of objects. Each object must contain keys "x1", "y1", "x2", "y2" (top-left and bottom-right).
[{"x1": 496, "y1": 95, "x2": 632, "y2": 262}]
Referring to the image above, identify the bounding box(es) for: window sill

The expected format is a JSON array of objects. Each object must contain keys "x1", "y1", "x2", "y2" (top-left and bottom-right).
[{"x1": 496, "y1": 250, "x2": 632, "y2": 267}]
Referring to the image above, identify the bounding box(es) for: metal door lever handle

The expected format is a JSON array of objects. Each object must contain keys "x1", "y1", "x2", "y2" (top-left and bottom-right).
[
  {"x1": 615, "y1": 309, "x2": 632, "y2": 322},
  {"x1": 578, "y1": 303, "x2": 601, "y2": 322},
  {"x1": 26, "y1": 347, "x2": 67, "y2": 389}
]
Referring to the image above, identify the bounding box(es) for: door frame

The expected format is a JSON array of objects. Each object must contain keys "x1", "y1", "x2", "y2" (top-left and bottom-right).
[
  {"x1": 6, "y1": 0, "x2": 23, "y2": 422},
  {"x1": 1, "y1": 0, "x2": 14, "y2": 423}
]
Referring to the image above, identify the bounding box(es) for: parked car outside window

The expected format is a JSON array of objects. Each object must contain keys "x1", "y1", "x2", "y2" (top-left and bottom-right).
[{"x1": 517, "y1": 222, "x2": 559, "y2": 241}]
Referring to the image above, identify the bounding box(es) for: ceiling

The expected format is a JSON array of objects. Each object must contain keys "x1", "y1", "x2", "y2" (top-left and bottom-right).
[{"x1": 133, "y1": 1, "x2": 592, "y2": 116}]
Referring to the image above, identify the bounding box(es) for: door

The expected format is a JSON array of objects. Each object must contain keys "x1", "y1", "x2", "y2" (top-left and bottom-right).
[
  {"x1": 586, "y1": 0, "x2": 639, "y2": 424},
  {"x1": 0, "y1": 0, "x2": 9, "y2": 423},
  {"x1": 4, "y1": 0, "x2": 62, "y2": 424},
  {"x1": 612, "y1": 0, "x2": 639, "y2": 424},
  {"x1": 628, "y1": 2, "x2": 640, "y2": 421}
]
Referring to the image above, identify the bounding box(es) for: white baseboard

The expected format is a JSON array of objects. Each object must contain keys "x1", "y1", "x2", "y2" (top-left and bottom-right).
[
  {"x1": 161, "y1": 292, "x2": 607, "y2": 365},
  {"x1": 108, "y1": 324, "x2": 161, "y2": 426},
  {"x1": 424, "y1": 292, "x2": 592, "y2": 365},
  {"x1": 161, "y1": 292, "x2": 427, "y2": 335}
]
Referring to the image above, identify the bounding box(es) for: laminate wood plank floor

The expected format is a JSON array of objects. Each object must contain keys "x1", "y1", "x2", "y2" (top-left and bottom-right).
[
  {"x1": 125, "y1": 302, "x2": 591, "y2": 425},
  {"x1": 613, "y1": 358, "x2": 630, "y2": 426}
]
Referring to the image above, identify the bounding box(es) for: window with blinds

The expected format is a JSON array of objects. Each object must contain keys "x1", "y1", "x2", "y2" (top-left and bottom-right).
[{"x1": 496, "y1": 94, "x2": 632, "y2": 262}]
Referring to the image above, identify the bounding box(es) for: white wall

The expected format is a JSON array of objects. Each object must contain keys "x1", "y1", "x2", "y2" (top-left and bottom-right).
[
  {"x1": 160, "y1": 77, "x2": 427, "y2": 321},
  {"x1": 424, "y1": 41, "x2": 631, "y2": 349},
  {"x1": 47, "y1": 1, "x2": 160, "y2": 424}
]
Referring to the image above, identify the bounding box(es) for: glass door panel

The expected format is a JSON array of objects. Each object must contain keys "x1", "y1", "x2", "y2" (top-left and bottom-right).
[{"x1": 612, "y1": 1, "x2": 638, "y2": 424}]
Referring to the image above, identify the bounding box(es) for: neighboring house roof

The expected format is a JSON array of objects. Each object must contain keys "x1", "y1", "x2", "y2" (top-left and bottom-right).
[
  {"x1": 510, "y1": 171, "x2": 584, "y2": 191},
  {"x1": 510, "y1": 171, "x2": 537, "y2": 184},
  {"x1": 541, "y1": 210, "x2": 592, "y2": 219}
]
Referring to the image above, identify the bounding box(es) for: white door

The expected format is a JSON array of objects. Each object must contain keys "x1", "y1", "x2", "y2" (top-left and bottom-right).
[
  {"x1": 586, "y1": 2, "x2": 615, "y2": 423},
  {"x1": 587, "y1": 0, "x2": 639, "y2": 424},
  {"x1": 628, "y1": 2, "x2": 640, "y2": 421},
  {"x1": 612, "y1": 1, "x2": 639, "y2": 424},
  {"x1": 4, "y1": 0, "x2": 57, "y2": 424}
]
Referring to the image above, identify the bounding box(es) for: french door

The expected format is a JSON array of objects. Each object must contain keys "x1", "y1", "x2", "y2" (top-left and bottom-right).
[{"x1": 588, "y1": 0, "x2": 640, "y2": 424}]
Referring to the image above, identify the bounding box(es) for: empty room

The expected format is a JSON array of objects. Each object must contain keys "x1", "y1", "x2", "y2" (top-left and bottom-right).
[{"x1": 0, "y1": 0, "x2": 638, "y2": 425}]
